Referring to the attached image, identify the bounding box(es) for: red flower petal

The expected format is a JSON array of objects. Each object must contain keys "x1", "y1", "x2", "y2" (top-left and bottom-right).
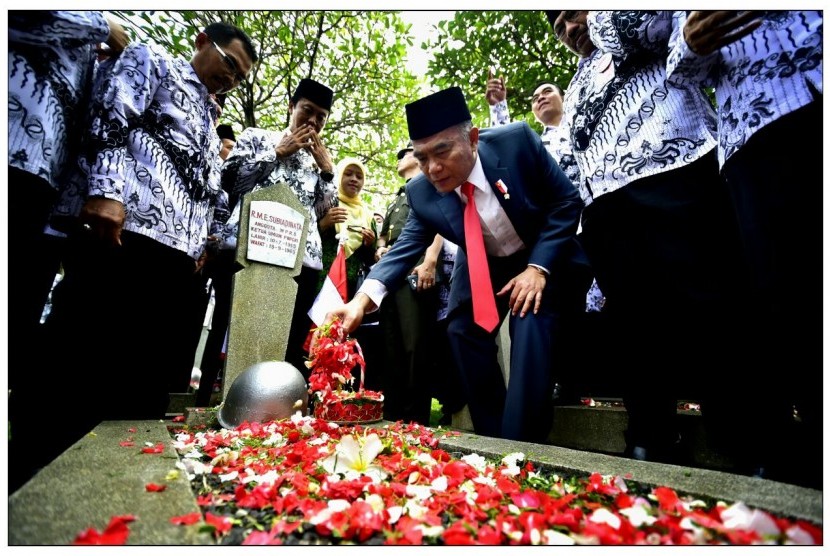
[
  {"x1": 243, "y1": 530, "x2": 281, "y2": 545},
  {"x1": 141, "y1": 442, "x2": 165, "y2": 454},
  {"x1": 170, "y1": 512, "x2": 202, "y2": 525},
  {"x1": 145, "y1": 483, "x2": 167, "y2": 492},
  {"x1": 205, "y1": 512, "x2": 233, "y2": 537},
  {"x1": 653, "y1": 486, "x2": 684, "y2": 514},
  {"x1": 73, "y1": 514, "x2": 135, "y2": 545}
]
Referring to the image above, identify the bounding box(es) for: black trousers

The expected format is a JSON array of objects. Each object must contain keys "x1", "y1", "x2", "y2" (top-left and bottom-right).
[
  {"x1": 446, "y1": 250, "x2": 590, "y2": 442},
  {"x1": 378, "y1": 280, "x2": 438, "y2": 425},
  {"x1": 8, "y1": 168, "x2": 62, "y2": 492},
  {"x1": 720, "y1": 99, "x2": 822, "y2": 481},
  {"x1": 580, "y1": 151, "x2": 747, "y2": 456},
  {"x1": 285, "y1": 265, "x2": 322, "y2": 378},
  {"x1": 29, "y1": 231, "x2": 198, "y2": 470}
]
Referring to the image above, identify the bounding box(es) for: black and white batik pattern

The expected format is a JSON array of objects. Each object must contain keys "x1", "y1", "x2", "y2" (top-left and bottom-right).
[
  {"x1": 221, "y1": 127, "x2": 337, "y2": 270},
  {"x1": 84, "y1": 42, "x2": 224, "y2": 260},
  {"x1": 489, "y1": 100, "x2": 582, "y2": 188},
  {"x1": 9, "y1": 11, "x2": 108, "y2": 190},
  {"x1": 489, "y1": 100, "x2": 511, "y2": 127},
  {"x1": 563, "y1": 11, "x2": 718, "y2": 206},
  {"x1": 540, "y1": 123, "x2": 582, "y2": 189},
  {"x1": 667, "y1": 10, "x2": 823, "y2": 167}
]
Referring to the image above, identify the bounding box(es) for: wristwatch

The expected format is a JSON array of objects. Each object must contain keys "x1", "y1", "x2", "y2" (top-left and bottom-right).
[{"x1": 320, "y1": 170, "x2": 334, "y2": 182}]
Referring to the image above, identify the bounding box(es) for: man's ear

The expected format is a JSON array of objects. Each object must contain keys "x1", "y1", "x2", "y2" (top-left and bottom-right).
[
  {"x1": 469, "y1": 127, "x2": 480, "y2": 149},
  {"x1": 195, "y1": 31, "x2": 210, "y2": 51}
]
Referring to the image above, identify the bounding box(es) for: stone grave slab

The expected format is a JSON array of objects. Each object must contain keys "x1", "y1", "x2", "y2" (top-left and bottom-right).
[
  {"x1": 8, "y1": 420, "x2": 212, "y2": 545},
  {"x1": 223, "y1": 184, "x2": 309, "y2": 400}
]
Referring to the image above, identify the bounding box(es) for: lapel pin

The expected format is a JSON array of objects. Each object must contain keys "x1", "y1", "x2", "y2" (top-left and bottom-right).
[{"x1": 495, "y1": 179, "x2": 510, "y2": 200}]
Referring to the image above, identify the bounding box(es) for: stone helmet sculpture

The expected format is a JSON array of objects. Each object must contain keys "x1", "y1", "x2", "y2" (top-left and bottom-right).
[{"x1": 217, "y1": 361, "x2": 308, "y2": 429}]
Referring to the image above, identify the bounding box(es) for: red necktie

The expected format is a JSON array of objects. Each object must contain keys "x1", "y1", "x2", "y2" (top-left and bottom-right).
[{"x1": 461, "y1": 182, "x2": 500, "y2": 332}]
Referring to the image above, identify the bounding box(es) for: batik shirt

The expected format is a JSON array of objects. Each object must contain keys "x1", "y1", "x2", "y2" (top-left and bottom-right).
[
  {"x1": 563, "y1": 11, "x2": 718, "y2": 207},
  {"x1": 667, "y1": 10, "x2": 823, "y2": 167},
  {"x1": 84, "y1": 42, "x2": 226, "y2": 260},
  {"x1": 51, "y1": 56, "x2": 119, "y2": 231},
  {"x1": 9, "y1": 11, "x2": 109, "y2": 190},
  {"x1": 436, "y1": 238, "x2": 458, "y2": 321},
  {"x1": 489, "y1": 100, "x2": 581, "y2": 188},
  {"x1": 221, "y1": 127, "x2": 337, "y2": 270}
]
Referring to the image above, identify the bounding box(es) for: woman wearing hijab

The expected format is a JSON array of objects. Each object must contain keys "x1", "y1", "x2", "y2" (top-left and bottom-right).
[
  {"x1": 318, "y1": 157, "x2": 384, "y2": 390},
  {"x1": 320, "y1": 157, "x2": 377, "y2": 298}
]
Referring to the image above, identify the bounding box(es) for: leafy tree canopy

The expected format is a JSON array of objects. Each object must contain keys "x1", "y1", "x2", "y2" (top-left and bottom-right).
[
  {"x1": 107, "y1": 11, "x2": 579, "y2": 210},
  {"x1": 111, "y1": 10, "x2": 420, "y2": 211},
  {"x1": 423, "y1": 11, "x2": 578, "y2": 131}
]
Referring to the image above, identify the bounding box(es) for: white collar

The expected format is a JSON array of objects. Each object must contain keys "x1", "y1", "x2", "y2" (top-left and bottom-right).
[{"x1": 457, "y1": 154, "x2": 487, "y2": 194}]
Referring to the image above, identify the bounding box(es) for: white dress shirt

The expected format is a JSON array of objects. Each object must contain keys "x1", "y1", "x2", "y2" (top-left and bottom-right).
[
  {"x1": 456, "y1": 156, "x2": 525, "y2": 257},
  {"x1": 359, "y1": 155, "x2": 535, "y2": 310}
]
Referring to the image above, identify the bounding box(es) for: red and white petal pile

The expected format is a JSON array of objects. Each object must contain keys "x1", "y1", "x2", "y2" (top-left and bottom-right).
[{"x1": 168, "y1": 416, "x2": 821, "y2": 546}]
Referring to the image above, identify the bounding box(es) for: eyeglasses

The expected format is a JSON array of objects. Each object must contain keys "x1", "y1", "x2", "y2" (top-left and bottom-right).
[{"x1": 212, "y1": 41, "x2": 247, "y2": 84}]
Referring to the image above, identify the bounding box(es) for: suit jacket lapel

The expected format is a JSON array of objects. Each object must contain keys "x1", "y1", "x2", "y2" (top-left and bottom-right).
[{"x1": 437, "y1": 188, "x2": 465, "y2": 243}]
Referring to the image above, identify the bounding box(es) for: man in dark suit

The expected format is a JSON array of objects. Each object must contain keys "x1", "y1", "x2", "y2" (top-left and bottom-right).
[{"x1": 322, "y1": 87, "x2": 589, "y2": 442}]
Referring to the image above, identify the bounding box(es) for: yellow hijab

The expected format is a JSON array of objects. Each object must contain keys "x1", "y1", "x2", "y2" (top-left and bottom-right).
[{"x1": 335, "y1": 157, "x2": 372, "y2": 258}]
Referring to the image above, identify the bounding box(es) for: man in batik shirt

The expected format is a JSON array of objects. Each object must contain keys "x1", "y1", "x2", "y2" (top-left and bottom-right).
[
  {"x1": 551, "y1": 10, "x2": 746, "y2": 465},
  {"x1": 8, "y1": 10, "x2": 127, "y2": 493},
  {"x1": 220, "y1": 78, "x2": 340, "y2": 375},
  {"x1": 668, "y1": 10, "x2": 823, "y2": 484},
  {"x1": 39, "y1": 22, "x2": 257, "y2": 468}
]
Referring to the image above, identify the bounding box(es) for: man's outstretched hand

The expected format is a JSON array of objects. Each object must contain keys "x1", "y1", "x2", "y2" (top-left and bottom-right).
[
  {"x1": 313, "y1": 293, "x2": 376, "y2": 349},
  {"x1": 485, "y1": 68, "x2": 507, "y2": 106}
]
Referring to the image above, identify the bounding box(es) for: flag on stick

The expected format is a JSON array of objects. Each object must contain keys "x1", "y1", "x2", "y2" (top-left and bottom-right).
[{"x1": 304, "y1": 243, "x2": 348, "y2": 351}]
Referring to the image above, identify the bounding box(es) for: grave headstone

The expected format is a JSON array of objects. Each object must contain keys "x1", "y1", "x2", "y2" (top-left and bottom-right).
[{"x1": 222, "y1": 184, "x2": 308, "y2": 400}]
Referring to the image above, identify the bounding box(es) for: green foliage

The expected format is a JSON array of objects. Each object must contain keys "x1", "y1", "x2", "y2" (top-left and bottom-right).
[
  {"x1": 423, "y1": 11, "x2": 579, "y2": 131},
  {"x1": 109, "y1": 10, "x2": 419, "y2": 211},
  {"x1": 429, "y1": 397, "x2": 444, "y2": 428}
]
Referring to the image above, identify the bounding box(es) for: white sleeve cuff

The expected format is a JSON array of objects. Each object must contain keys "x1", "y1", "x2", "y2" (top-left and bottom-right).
[{"x1": 357, "y1": 278, "x2": 388, "y2": 312}]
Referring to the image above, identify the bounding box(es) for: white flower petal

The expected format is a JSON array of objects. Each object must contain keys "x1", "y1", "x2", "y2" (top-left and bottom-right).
[
  {"x1": 747, "y1": 510, "x2": 781, "y2": 536},
  {"x1": 386, "y1": 505, "x2": 403, "y2": 524},
  {"x1": 417, "y1": 525, "x2": 444, "y2": 538},
  {"x1": 543, "y1": 529, "x2": 576, "y2": 545},
  {"x1": 785, "y1": 525, "x2": 816, "y2": 545},
  {"x1": 501, "y1": 452, "x2": 525, "y2": 467},
  {"x1": 620, "y1": 505, "x2": 657, "y2": 527},
  {"x1": 589, "y1": 508, "x2": 621, "y2": 530},
  {"x1": 461, "y1": 453, "x2": 487, "y2": 472},
  {"x1": 405, "y1": 484, "x2": 433, "y2": 500},
  {"x1": 430, "y1": 475, "x2": 448, "y2": 492},
  {"x1": 720, "y1": 502, "x2": 752, "y2": 529}
]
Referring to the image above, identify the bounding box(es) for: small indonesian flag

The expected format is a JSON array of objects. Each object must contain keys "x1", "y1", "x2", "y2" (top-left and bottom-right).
[
  {"x1": 304, "y1": 243, "x2": 349, "y2": 351},
  {"x1": 495, "y1": 179, "x2": 510, "y2": 199}
]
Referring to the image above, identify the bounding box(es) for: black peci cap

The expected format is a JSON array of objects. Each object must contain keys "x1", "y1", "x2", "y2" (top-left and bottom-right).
[
  {"x1": 405, "y1": 86, "x2": 472, "y2": 141},
  {"x1": 291, "y1": 78, "x2": 333, "y2": 111}
]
